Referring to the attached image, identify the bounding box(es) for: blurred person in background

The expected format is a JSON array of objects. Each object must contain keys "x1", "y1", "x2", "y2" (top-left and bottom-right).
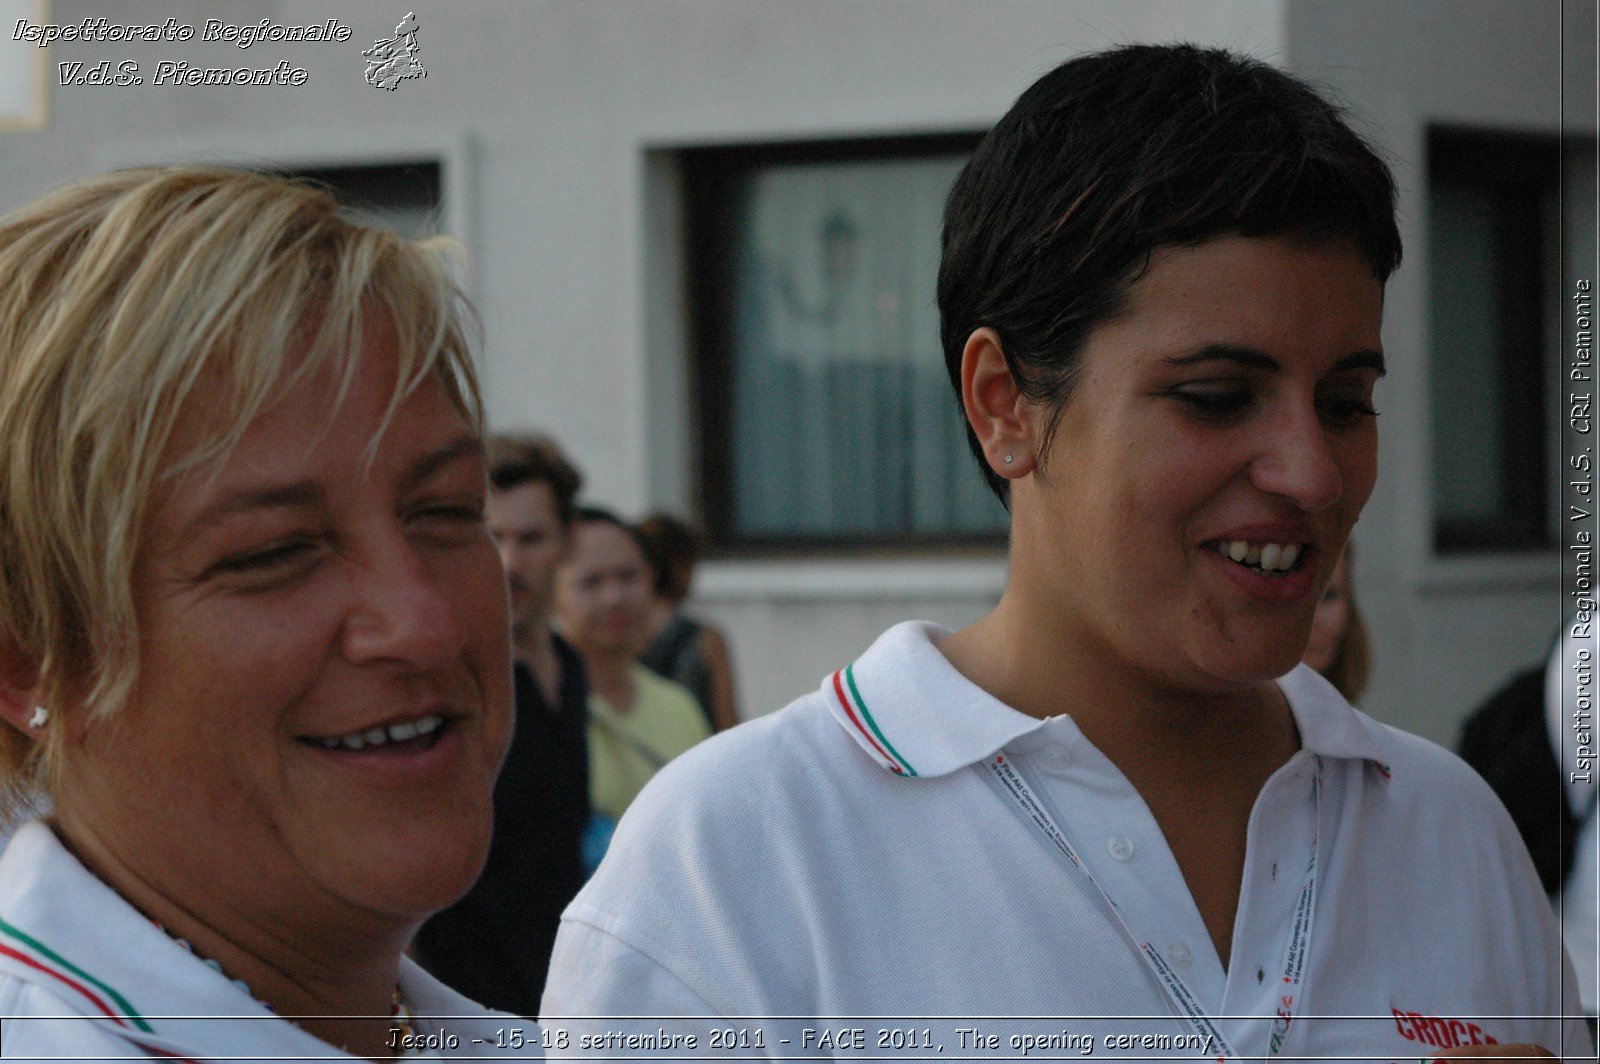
[
  {"x1": 1460, "y1": 624, "x2": 1598, "y2": 1019},
  {"x1": 555, "y1": 509, "x2": 710, "y2": 837},
  {"x1": 1300, "y1": 547, "x2": 1370, "y2": 703},
  {"x1": 0, "y1": 166, "x2": 536, "y2": 1059},
  {"x1": 636, "y1": 512, "x2": 740, "y2": 731},
  {"x1": 412, "y1": 433, "x2": 589, "y2": 1014},
  {"x1": 543, "y1": 44, "x2": 1579, "y2": 1062}
]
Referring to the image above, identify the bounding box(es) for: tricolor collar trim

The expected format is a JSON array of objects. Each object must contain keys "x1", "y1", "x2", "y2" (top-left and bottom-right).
[
  {"x1": 822, "y1": 621, "x2": 1045, "y2": 778},
  {"x1": 0, "y1": 916, "x2": 151, "y2": 1031},
  {"x1": 823, "y1": 620, "x2": 1391, "y2": 778}
]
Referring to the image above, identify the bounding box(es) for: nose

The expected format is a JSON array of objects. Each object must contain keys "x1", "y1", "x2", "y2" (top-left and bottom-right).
[
  {"x1": 342, "y1": 537, "x2": 468, "y2": 668},
  {"x1": 1248, "y1": 404, "x2": 1345, "y2": 512}
]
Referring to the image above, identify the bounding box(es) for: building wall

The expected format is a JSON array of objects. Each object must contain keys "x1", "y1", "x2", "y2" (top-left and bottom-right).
[
  {"x1": 1284, "y1": 0, "x2": 1593, "y2": 743},
  {"x1": 0, "y1": 0, "x2": 1582, "y2": 744}
]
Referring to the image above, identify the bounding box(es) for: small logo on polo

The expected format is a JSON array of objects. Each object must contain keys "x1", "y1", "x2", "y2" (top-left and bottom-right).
[
  {"x1": 363, "y1": 12, "x2": 425, "y2": 90},
  {"x1": 1391, "y1": 1006, "x2": 1498, "y2": 1049}
]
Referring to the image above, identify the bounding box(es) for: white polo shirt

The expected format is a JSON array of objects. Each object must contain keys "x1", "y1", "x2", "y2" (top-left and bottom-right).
[
  {"x1": 0, "y1": 821, "x2": 542, "y2": 1060},
  {"x1": 542, "y1": 621, "x2": 1588, "y2": 1061}
]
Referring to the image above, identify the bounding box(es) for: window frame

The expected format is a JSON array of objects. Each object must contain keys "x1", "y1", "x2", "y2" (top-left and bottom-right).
[
  {"x1": 1427, "y1": 127, "x2": 1562, "y2": 554},
  {"x1": 682, "y1": 132, "x2": 996, "y2": 555}
]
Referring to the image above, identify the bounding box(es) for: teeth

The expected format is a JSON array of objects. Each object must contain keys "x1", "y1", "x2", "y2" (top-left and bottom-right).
[
  {"x1": 310, "y1": 714, "x2": 445, "y2": 751},
  {"x1": 1211, "y1": 540, "x2": 1305, "y2": 573}
]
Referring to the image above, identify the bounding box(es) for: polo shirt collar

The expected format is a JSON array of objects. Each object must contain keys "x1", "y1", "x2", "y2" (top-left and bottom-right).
[
  {"x1": 1277, "y1": 663, "x2": 1390, "y2": 766},
  {"x1": 822, "y1": 621, "x2": 1046, "y2": 777},
  {"x1": 824, "y1": 621, "x2": 1389, "y2": 778},
  {"x1": 0, "y1": 821, "x2": 522, "y2": 1059}
]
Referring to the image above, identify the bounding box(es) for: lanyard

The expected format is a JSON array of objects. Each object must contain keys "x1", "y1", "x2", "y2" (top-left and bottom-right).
[{"x1": 986, "y1": 751, "x2": 1324, "y2": 1061}]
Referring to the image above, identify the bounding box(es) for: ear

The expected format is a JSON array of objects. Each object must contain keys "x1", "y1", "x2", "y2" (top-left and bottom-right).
[
  {"x1": 0, "y1": 639, "x2": 43, "y2": 737},
  {"x1": 960, "y1": 327, "x2": 1036, "y2": 480}
]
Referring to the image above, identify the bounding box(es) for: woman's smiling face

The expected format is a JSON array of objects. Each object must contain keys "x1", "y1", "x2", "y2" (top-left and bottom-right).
[
  {"x1": 53, "y1": 330, "x2": 514, "y2": 939},
  {"x1": 1009, "y1": 235, "x2": 1385, "y2": 692}
]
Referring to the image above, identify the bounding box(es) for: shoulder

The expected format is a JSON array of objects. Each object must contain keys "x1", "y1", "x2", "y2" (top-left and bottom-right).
[
  {"x1": 553, "y1": 687, "x2": 862, "y2": 1012},
  {"x1": 1362, "y1": 712, "x2": 1510, "y2": 813},
  {"x1": 1283, "y1": 667, "x2": 1511, "y2": 823},
  {"x1": 1343, "y1": 706, "x2": 1552, "y2": 902},
  {"x1": 695, "y1": 622, "x2": 730, "y2": 658},
  {"x1": 623, "y1": 685, "x2": 853, "y2": 814},
  {"x1": 550, "y1": 630, "x2": 585, "y2": 675},
  {"x1": 568, "y1": 685, "x2": 863, "y2": 912},
  {"x1": 631, "y1": 667, "x2": 710, "y2": 726}
]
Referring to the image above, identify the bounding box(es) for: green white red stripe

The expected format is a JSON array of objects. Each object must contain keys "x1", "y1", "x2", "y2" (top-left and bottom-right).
[
  {"x1": 831, "y1": 665, "x2": 917, "y2": 777},
  {"x1": 0, "y1": 916, "x2": 152, "y2": 1032}
]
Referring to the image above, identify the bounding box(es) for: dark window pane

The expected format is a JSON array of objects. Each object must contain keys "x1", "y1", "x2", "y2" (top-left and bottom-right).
[
  {"x1": 284, "y1": 161, "x2": 443, "y2": 239},
  {"x1": 1428, "y1": 130, "x2": 1562, "y2": 552},
  {"x1": 687, "y1": 137, "x2": 1006, "y2": 550}
]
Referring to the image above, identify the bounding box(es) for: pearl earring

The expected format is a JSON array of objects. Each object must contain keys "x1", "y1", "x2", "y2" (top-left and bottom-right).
[{"x1": 28, "y1": 706, "x2": 48, "y2": 730}]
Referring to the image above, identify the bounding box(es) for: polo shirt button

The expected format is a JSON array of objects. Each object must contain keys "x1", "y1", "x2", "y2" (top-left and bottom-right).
[
  {"x1": 1168, "y1": 941, "x2": 1192, "y2": 968},
  {"x1": 1106, "y1": 835, "x2": 1134, "y2": 861}
]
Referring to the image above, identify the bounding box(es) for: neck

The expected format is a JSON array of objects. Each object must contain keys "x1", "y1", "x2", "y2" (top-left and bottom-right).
[
  {"x1": 513, "y1": 618, "x2": 561, "y2": 702},
  {"x1": 585, "y1": 650, "x2": 638, "y2": 712},
  {"x1": 511, "y1": 609, "x2": 553, "y2": 663},
  {"x1": 49, "y1": 810, "x2": 409, "y2": 1061},
  {"x1": 939, "y1": 590, "x2": 1298, "y2": 788},
  {"x1": 646, "y1": 599, "x2": 674, "y2": 637}
]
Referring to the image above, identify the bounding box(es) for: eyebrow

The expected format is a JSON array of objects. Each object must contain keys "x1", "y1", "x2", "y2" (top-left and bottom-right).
[
  {"x1": 397, "y1": 434, "x2": 485, "y2": 494},
  {"x1": 187, "y1": 435, "x2": 485, "y2": 532},
  {"x1": 188, "y1": 482, "x2": 325, "y2": 532},
  {"x1": 1162, "y1": 343, "x2": 1387, "y2": 376}
]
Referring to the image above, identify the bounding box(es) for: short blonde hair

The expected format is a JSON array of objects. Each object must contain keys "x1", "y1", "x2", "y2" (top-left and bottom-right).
[{"x1": 0, "y1": 166, "x2": 482, "y2": 807}]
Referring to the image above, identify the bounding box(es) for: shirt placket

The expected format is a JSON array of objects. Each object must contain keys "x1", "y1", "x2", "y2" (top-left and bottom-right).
[
  {"x1": 1022, "y1": 724, "x2": 1231, "y2": 1019},
  {"x1": 1217, "y1": 751, "x2": 1322, "y2": 1057}
]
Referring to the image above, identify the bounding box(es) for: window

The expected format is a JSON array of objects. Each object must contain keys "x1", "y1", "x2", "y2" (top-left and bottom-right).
[
  {"x1": 285, "y1": 161, "x2": 443, "y2": 238},
  {"x1": 1428, "y1": 129, "x2": 1592, "y2": 552},
  {"x1": 685, "y1": 136, "x2": 1006, "y2": 550}
]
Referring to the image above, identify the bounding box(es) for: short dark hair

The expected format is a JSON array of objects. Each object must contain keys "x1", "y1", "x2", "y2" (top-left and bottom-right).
[
  {"x1": 636, "y1": 512, "x2": 704, "y2": 601},
  {"x1": 486, "y1": 433, "x2": 583, "y2": 527},
  {"x1": 571, "y1": 505, "x2": 653, "y2": 562},
  {"x1": 938, "y1": 43, "x2": 1402, "y2": 502}
]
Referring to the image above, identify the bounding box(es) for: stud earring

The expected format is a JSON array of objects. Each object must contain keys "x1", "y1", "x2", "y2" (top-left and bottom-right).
[
  {"x1": 1003, "y1": 454, "x2": 1015, "y2": 465},
  {"x1": 28, "y1": 706, "x2": 48, "y2": 730}
]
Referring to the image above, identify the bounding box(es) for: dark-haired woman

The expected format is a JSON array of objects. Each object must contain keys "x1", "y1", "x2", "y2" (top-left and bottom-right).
[{"x1": 543, "y1": 44, "x2": 1580, "y2": 1062}]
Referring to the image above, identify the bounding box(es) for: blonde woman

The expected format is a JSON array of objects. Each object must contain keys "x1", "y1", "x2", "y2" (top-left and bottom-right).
[{"x1": 0, "y1": 168, "x2": 537, "y2": 1059}]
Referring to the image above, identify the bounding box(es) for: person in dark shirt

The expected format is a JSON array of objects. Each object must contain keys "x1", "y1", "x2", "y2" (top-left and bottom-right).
[{"x1": 412, "y1": 434, "x2": 589, "y2": 1015}]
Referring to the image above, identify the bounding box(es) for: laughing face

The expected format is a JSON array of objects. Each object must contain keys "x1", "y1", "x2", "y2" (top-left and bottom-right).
[
  {"x1": 1010, "y1": 235, "x2": 1385, "y2": 692},
  {"x1": 52, "y1": 331, "x2": 513, "y2": 941}
]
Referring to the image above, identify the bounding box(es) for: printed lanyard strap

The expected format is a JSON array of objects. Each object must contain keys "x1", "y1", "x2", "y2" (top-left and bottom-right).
[{"x1": 986, "y1": 752, "x2": 1324, "y2": 1062}]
